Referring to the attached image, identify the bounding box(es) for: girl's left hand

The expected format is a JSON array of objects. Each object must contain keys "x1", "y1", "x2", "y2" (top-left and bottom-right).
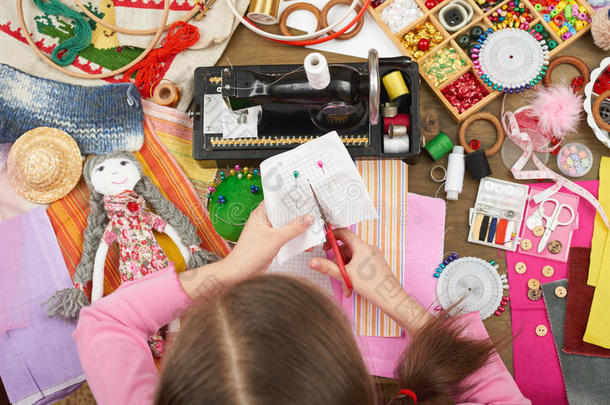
[{"x1": 224, "y1": 201, "x2": 313, "y2": 281}]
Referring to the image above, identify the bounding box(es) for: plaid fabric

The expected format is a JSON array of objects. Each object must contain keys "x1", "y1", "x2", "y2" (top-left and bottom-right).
[{"x1": 47, "y1": 119, "x2": 230, "y2": 298}]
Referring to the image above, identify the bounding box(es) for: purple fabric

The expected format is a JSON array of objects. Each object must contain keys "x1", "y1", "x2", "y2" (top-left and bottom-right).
[
  {"x1": 506, "y1": 181, "x2": 599, "y2": 405},
  {"x1": 0, "y1": 207, "x2": 84, "y2": 404},
  {"x1": 332, "y1": 193, "x2": 446, "y2": 377}
]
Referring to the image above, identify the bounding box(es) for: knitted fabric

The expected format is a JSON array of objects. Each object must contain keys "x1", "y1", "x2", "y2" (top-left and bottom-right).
[{"x1": 0, "y1": 64, "x2": 144, "y2": 154}]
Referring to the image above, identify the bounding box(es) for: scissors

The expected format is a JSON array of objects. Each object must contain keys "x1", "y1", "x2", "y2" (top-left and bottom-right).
[
  {"x1": 537, "y1": 198, "x2": 576, "y2": 253},
  {"x1": 309, "y1": 184, "x2": 353, "y2": 290}
]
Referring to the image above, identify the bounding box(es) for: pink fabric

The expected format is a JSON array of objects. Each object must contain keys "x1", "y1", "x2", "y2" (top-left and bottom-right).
[
  {"x1": 506, "y1": 181, "x2": 599, "y2": 405},
  {"x1": 73, "y1": 268, "x2": 192, "y2": 405},
  {"x1": 333, "y1": 193, "x2": 529, "y2": 404}
]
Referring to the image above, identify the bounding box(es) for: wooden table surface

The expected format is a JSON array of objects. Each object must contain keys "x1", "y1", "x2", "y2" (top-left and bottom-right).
[{"x1": 218, "y1": 25, "x2": 609, "y2": 374}]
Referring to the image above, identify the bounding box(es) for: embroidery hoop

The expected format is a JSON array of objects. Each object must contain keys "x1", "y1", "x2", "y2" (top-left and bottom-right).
[{"x1": 458, "y1": 112, "x2": 505, "y2": 157}]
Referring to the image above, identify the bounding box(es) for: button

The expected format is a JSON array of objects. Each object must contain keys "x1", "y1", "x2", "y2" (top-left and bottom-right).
[
  {"x1": 533, "y1": 225, "x2": 545, "y2": 237},
  {"x1": 548, "y1": 240, "x2": 562, "y2": 254},
  {"x1": 528, "y1": 288, "x2": 543, "y2": 301},
  {"x1": 528, "y1": 278, "x2": 541, "y2": 290},
  {"x1": 542, "y1": 265, "x2": 555, "y2": 278},
  {"x1": 535, "y1": 324, "x2": 548, "y2": 336},
  {"x1": 555, "y1": 286, "x2": 567, "y2": 298},
  {"x1": 520, "y1": 238, "x2": 533, "y2": 250},
  {"x1": 515, "y1": 262, "x2": 527, "y2": 274}
]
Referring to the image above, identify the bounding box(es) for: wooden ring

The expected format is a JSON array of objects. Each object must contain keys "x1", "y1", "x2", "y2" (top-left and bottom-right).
[
  {"x1": 593, "y1": 89, "x2": 610, "y2": 133},
  {"x1": 543, "y1": 56, "x2": 591, "y2": 94},
  {"x1": 458, "y1": 112, "x2": 505, "y2": 157},
  {"x1": 279, "y1": 3, "x2": 323, "y2": 37},
  {"x1": 320, "y1": 0, "x2": 364, "y2": 40}
]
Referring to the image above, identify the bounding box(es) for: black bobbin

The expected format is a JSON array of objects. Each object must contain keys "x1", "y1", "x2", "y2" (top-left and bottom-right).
[{"x1": 465, "y1": 149, "x2": 491, "y2": 180}]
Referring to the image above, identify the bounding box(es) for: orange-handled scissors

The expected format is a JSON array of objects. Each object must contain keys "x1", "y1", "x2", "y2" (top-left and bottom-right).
[{"x1": 309, "y1": 184, "x2": 353, "y2": 290}]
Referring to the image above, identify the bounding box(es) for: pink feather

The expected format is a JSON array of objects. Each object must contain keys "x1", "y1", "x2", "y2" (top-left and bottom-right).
[{"x1": 528, "y1": 84, "x2": 583, "y2": 141}]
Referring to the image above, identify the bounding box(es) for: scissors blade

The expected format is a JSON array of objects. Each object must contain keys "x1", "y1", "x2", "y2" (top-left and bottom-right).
[
  {"x1": 538, "y1": 228, "x2": 552, "y2": 253},
  {"x1": 309, "y1": 184, "x2": 329, "y2": 223}
]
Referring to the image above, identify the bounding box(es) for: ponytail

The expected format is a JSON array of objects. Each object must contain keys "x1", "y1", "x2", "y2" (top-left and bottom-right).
[{"x1": 387, "y1": 312, "x2": 497, "y2": 405}]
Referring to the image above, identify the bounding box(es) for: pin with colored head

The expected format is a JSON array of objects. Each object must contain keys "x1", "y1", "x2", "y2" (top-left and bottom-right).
[
  {"x1": 293, "y1": 170, "x2": 299, "y2": 188},
  {"x1": 317, "y1": 160, "x2": 325, "y2": 174}
]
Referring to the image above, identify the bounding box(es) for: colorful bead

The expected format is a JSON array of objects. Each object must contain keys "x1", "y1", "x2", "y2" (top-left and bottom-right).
[
  {"x1": 497, "y1": 306, "x2": 505, "y2": 312},
  {"x1": 253, "y1": 169, "x2": 259, "y2": 175},
  {"x1": 440, "y1": 263, "x2": 446, "y2": 269},
  {"x1": 433, "y1": 273, "x2": 441, "y2": 278},
  {"x1": 208, "y1": 186, "x2": 216, "y2": 192},
  {"x1": 494, "y1": 310, "x2": 501, "y2": 316},
  {"x1": 243, "y1": 167, "x2": 249, "y2": 174},
  {"x1": 490, "y1": 260, "x2": 496, "y2": 266},
  {"x1": 217, "y1": 195, "x2": 226, "y2": 204},
  {"x1": 229, "y1": 169, "x2": 236, "y2": 176},
  {"x1": 235, "y1": 165, "x2": 240, "y2": 172},
  {"x1": 418, "y1": 38, "x2": 430, "y2": 51},
  {"x1": 237, "y1": 173, "x2": 243, "y2": 179},
  {"x1": 247, "y1": 173, "x2": 253, "y2": 180},
  {"x1": 469, "y1": 139, "x2": 481, "y2": 150}
]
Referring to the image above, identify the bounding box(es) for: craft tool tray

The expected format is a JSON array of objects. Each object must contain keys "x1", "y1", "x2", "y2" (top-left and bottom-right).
[
  {"x1": 192, "y1": 57, "x2": 420, "y2": 162},
  {"x1": 367, "y1": 0, "x2": 594, "y2": 121}
]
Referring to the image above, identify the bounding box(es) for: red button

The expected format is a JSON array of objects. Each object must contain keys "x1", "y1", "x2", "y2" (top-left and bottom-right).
[{"x1": 127, "y1": 201, "x2": 139, "y2": 213}]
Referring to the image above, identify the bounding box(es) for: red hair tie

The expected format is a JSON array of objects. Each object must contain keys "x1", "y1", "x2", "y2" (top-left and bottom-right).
[{"x1": 398, "y1": 388, "x2": 418, "y2": 403}]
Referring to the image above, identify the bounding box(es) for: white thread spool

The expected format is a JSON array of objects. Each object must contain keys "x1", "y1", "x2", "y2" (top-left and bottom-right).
[
  {"x1": 304, "y1": 52, "x2": 330, "y2": 90},
  {"x1": 383, "y1": 134, "x2": 410, "y2": 154},
  {"x1": 445, "y1": 146, "x2": 465, "y2": 200}
]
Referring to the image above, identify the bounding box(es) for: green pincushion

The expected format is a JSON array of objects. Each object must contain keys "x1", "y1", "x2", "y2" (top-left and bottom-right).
[{"x1": 208, "y1": 169, "x2": 263, "y2": 243}]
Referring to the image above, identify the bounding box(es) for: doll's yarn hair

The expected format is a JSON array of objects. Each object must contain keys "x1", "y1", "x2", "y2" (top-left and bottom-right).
[{"x1": 46, "y1": 151, "x2": 219, "y2": 320}]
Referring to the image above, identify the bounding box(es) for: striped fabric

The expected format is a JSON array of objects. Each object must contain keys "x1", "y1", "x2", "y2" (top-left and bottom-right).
[
  {"x1": 354, "y1": 160, "x2": 408, "y2": 337},
  {"x1": 142, "y1": 100, "x2": 218, "y2": 199},
  {"x1": 47, "y1": 119, "x2": 230, "y2": 298}
]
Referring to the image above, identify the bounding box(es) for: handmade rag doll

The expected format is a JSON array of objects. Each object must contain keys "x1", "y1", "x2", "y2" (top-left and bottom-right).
[{"x1": 46, "y1": 151, "x2": 219, "y2": 354}]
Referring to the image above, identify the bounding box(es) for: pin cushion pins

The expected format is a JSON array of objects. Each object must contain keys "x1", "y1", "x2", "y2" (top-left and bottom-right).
[{"x1": 207, "y1": 166, "x2": 263, "y2": 243}]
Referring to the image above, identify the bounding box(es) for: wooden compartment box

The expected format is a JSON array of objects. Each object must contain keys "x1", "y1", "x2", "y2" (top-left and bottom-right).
[{"x1": 367, "y1": 0, "x2": 595, "y2": 121}]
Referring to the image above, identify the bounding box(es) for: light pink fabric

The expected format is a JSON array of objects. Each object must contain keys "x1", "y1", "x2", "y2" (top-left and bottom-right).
[{"x1": 506, "y1": 181, "x2": 599, "y2": 405}]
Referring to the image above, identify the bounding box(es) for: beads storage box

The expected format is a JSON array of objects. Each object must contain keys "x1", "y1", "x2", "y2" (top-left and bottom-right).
[
  {"x1": 192, "y1": 56, "x2": 421, "y2": 161},
  {"x1": 367, "y1": 0, "x2": 595, "y2": 121}
]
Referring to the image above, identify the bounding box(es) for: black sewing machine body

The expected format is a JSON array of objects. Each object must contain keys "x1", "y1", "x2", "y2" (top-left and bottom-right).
[{"x1": 192, "y1": 53, "x2": 420, "y2": 162}]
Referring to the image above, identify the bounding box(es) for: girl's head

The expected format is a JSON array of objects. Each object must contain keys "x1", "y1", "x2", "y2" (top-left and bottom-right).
[
  {"x1": 157, "y1": 275, "x2": 376, "y2": 405},
  {"x1": 156, "y1": 275, "x2": 497, "y2": 405}
]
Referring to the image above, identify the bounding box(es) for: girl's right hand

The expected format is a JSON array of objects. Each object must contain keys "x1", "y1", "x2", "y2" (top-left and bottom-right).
[
  {"x1": 308, "y1": 228, "x2": 395, "y2": 302},
  {"x1": 309, "y1": 228, "x2": 430, "y2": 333}
]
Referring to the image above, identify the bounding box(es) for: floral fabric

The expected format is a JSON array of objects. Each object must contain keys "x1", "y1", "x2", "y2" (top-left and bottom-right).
[{"x1": 103, "y1": 190, "x2": 170, "y2": 283}]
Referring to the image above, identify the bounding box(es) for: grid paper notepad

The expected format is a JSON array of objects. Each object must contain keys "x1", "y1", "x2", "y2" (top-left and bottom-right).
[
  {"x1": 354, "y1": 159, "x2": 408, "y2": 337},
  {"x1": 267, "y1": 246, "x2": 332, "y2": 294},
  {"x1": 260, "y1": 132, "x2": 377, "y2": 263}
]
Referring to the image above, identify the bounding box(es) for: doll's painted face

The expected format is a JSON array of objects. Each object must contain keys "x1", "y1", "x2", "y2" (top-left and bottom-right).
[{"x1": 90, "y1": 158, "x2": 141, "y2": 196}]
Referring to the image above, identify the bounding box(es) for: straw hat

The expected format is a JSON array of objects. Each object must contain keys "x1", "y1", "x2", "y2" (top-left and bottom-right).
[{"x1": 7, "y1": 127, "x2": 82, "y2": 203}]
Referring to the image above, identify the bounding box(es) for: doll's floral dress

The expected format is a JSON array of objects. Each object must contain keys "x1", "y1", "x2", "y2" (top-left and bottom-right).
[{"x1": 103, "y1": 190, "x2": 173, "y2": 356}]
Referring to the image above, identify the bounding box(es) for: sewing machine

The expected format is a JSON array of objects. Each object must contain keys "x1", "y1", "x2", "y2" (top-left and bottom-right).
[{"x1": 192, "y1": 50, "x2": 420, "y2": 162}]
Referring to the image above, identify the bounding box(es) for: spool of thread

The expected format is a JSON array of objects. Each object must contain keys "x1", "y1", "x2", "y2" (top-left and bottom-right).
[
  {"x1": 304, "y1": 52, "x2": 330, "y2": 90},
  {"x1": 388, "y1": 124, "x2": 408, "y2": 138},
  {"x1": 247, "y1": 0, "x2": 280, "y2": 25},
  {"x1": 152, "y1": 82, "x2": 179, "y2": 107},
  {"x1": 424, "y1": 131, "x2": 453, "y2": 161},
  {"x1": 383, "y1": 113, "x2": 410, "y2": 133},
  {"x1": 383, "y1": 135, "x2": 410, "y2": 154},
  {"x1": 382, "y1": 102, "x2": 398, "y2": 118},
  {"x1": 445, "y1": 146, "x2": 465, "y2": 200},
  {"x1": 465, "y1": 149, "x2": 491, "y2": 180},
  {"x1": 382, "y1": 71, "x2": 410, "y2": 101}
]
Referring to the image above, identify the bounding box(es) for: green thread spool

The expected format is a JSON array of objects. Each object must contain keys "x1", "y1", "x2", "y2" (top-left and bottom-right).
[
  {"x1": 424, "y1": 131, "x2": 454, "y2": 161},
  {"x1": 33, "y1": 0, "x2": 92, "y2": 66}
]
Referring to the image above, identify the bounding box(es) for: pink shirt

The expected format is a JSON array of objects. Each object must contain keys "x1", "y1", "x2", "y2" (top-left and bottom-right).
[{"x1": 74, "y1": 269, "x2": 530, "y2": 405}]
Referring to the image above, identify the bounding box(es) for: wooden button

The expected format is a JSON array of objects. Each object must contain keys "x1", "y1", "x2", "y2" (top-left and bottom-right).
[
  {"x1": 542, "y1": 265, "x2": 555, "y2": 278},
  {"x1": 533, "y1": 225, "x2": 545, "y2": 237},
  {"x1": 520, "y1": 238, "x2": 533, "y2": 250},
  {"x1": 515, "y1": 262, "x2": 527, "y2": 274},
  {"x1": 528, "y1": 288, "x2": 543, "y2": 301},
  {"x1": 535, "y1": 324, "x2": 548, "y2": 336},
  {"x1": 555, "y1": 286, "x2": 567, "y2": 298},
  {"x1": 548, "y1": 239, "x2": 563, "y2": 254},
  {"x1": 528, "y1": 278, "x2": 541, "y2": 290}
]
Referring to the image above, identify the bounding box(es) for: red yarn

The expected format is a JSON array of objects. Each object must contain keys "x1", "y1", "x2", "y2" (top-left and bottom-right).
[{"x1": 123, "y1": 21, "x2": 200, "y2": 97}]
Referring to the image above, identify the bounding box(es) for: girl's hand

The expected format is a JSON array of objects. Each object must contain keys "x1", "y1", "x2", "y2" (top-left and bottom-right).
[
  {"x1": 308, "y1": 228, "x2": 430, "y2": 332},
  {"x1": 225, "y1": 201, "x2": 313, "y2": 281}
]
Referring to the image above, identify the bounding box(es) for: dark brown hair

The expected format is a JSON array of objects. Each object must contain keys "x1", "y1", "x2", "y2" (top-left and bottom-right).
[{"x1": 156, "y1": 275, "x2": 495, "y2": 405}]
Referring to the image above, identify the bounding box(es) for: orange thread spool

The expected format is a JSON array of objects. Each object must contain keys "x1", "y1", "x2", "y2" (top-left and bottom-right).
[{"x1": 152, "y1": 81, "x2": 180, "y2": 107}]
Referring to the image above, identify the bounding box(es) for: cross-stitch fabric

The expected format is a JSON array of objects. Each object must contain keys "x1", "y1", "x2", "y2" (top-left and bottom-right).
[
  {"x1": 0, "y1": 63, "x2": 144, "y2": 154},
  {"x1": 0, "y1": 0, "x2": 249, "y2": 111}
]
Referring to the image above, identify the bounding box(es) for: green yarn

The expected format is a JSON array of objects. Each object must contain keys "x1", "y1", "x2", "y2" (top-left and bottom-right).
[
  {"x1": 34, "y1": 0, "x2": 92, "y2": 66},
  {"x1": 209, "y1": 173, "x2": 263, "y2": 243}
]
